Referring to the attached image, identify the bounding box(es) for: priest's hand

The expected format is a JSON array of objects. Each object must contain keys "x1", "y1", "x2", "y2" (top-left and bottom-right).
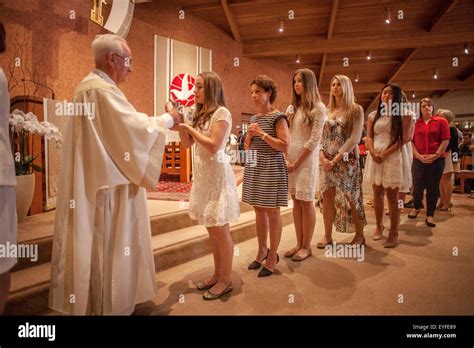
[
  {"x1": 170, "y1": 123, "x2": 180, "y2": 131},
  {"x1": 169, "y1": 110, "x2": 183, "y2": 126}
]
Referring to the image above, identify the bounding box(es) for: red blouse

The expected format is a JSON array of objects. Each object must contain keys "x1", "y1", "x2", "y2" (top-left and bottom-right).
[{"x1": 413, "y1": 116, "x2": 450, "y2": 156}]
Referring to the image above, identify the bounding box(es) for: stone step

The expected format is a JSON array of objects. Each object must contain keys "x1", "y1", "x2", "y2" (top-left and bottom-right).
[
  {"x1": 152, "y1": 206, "x2": 293, "y2": 273},
  {"x1": 6, "y1": 206, "x2": 293, "y2": 315},
  {"x1": 149, "y1": 201, "x2": 253, "y2": 236},
  {"x1": 12, "y1": 201, "x2": 254, "y2": 272}
]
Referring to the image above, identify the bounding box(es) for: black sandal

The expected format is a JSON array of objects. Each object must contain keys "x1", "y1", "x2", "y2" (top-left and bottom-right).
[{"x1": 248, "y1": 248, "x2": 269, "y2": 270}]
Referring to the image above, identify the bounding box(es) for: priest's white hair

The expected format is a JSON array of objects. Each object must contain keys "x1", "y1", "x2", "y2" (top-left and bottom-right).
[{"x1": 91, "y1": 34, "x2": 127, "y2": 64}]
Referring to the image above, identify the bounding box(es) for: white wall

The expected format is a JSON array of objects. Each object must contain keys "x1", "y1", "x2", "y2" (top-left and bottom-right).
[{"x1": 432, "y1": 89, "x2": 474, "y2": 116}]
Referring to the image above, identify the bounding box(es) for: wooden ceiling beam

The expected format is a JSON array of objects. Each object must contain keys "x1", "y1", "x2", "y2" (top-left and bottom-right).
[
  {"x1": 318, "y1": 53, "x2": 327, "y2": 87},
  {"x1": 365, "y1": 48, "x2": 419, "y2": 111},
  {"x1": 437, "y1": 89, "x2": 458, "y2": 99},
  {"x1": 289, "y1": 56, "x2": 470, "y2": 69},
  {"x1": 184, "y1": 0, "x2": 259, "y2": 12},
  {"x1": 183, "y1": 3, "x2": 221, "y2": 12},
  {"x1": 438, "y1": 61, "x2": 474, "y2": 97},
  {"x1": 428, "y1": 0, "x2": 458, "y2": 32},
  {"x1": 319, "y1": 0, "x2": 339, "y2": 87},
  {"x1": 288, "y1": 59, "x2": 404, "y2": 70},
  {"x1": 221, "y1": 0, "x2": 241, "y2": 42},
  {"x1": 242, "y1": 30, "x2": 474, "y2": 57},
  {"x1": 325, "y1": 79, "x2": 474, "y2": 94},
  {"x1": 365, "y1": 0, "x2": 460, "y2": 111},
  {"x1": 459, "y1": 61, "x2": 474, "y2": 81},
  {"x1": 327, "y1": 0, "x2": 338, "y2": 40},
  {"x1": 387, "y1": 49, "x2": 419, "y2": 84}
]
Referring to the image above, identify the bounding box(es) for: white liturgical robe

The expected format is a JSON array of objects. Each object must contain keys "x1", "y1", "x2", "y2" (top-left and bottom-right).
[
  {"x1": 49, "y1": 70, "x2": 171, "y2": 315},
  {"x1": 0, "y1": 66, "x2": 18, "y2": 274}
]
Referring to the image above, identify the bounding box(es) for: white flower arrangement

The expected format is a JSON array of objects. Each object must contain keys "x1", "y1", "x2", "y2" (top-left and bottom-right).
[{"x1": 9, "y1": 109, "x2": 63, "y2": 175}]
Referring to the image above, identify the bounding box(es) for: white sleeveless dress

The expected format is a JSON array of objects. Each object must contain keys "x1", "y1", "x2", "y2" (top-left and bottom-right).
[
  {"x1": 188, "y1": 107, "x2": 240, "y2": 227},
  {"x1": 364, "y1": 111, "x2": 403, "y2": 188}
]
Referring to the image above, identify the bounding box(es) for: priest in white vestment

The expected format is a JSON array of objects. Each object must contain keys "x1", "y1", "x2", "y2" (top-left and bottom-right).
[
  {"x1": 0, "y1": 22, "x2": 18, "y2": 315},
  {"x1": 49, "y1": 34, "x2": 181, "y2": 315}
]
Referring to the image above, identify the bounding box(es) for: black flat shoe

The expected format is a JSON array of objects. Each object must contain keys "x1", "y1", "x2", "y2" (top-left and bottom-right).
[
  {"x1": 425, "y1": 219, "x2": 436, "y2": 227},
  {"x1": 248, "y1": 248, "x2": 269, "y2": 270},
  {"x1": 247, "y1": 260, "x2": 262, "y2": 270},
  {"x1": 257, "y1": 253, "x2": 279, "y2": 277},
  {"x1": 257, "y1": 267, "x2": 274, "y2": 277}
]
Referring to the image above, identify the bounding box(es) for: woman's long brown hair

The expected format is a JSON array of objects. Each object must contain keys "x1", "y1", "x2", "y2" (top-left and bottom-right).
[
  {"x1": 288, "y1": 68, "x2": 322, "y2": 127},
  {"x1": 193, "y1": 71, "x2": 226, "y2": 129}
]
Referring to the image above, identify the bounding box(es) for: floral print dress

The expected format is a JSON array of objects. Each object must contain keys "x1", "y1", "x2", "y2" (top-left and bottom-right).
[{"x1": 319, "y1": 115, "x2": 367, "y2": 233}]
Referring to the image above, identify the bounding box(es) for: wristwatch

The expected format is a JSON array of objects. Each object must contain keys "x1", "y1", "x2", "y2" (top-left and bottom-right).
[{"x1": 261, "y1": 132, "x2": 268, "y2": 140}]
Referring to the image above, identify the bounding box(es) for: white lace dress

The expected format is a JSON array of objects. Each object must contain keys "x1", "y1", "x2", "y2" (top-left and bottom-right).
[
  {"x1": 287, "y1": 103, "x2": 327, "y2": 201},
  {"x1": 188, "y1": 107, "x2": 240, "y2": 227},
  {"x1": 364, "y1": 111, "x2": 403, "y2": 188}
]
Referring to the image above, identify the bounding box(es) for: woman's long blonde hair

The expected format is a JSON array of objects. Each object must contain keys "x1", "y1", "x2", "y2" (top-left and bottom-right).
[
  {"x1": 328, "y1": 74, "x2": 360, "y2": 136},
  {"x1": 288, "y1": 68, "x2": 322, "y2": 127},
  {"x1": 193, "y1": 71, "x2": 226, "y2": 129}
]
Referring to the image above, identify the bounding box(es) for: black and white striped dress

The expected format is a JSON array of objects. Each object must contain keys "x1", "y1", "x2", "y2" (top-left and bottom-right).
[{"x1": 242, "y1": 112, "x2": 289, "y2": 207}]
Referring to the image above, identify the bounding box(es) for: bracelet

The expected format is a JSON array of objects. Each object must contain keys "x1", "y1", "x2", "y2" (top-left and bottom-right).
[{"x1": 261, "y1": 132, "x2": 268, "y2": 141}]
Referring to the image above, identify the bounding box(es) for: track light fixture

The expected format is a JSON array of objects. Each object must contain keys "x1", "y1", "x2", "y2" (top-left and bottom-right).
[
  {"x1": 278, "y1": 19, "x2": 284, "y2": 32},
  {"x1": 384, "y1": 8, "x2": 391, "y2": 24}
]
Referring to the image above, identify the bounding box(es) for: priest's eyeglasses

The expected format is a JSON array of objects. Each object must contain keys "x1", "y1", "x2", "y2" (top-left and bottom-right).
[{"x1": 114, "y1": 53, "x2": 132, "y2": 68}]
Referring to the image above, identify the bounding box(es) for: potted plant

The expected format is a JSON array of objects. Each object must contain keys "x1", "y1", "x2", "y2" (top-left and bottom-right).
[{"x1": 9, "y1": 109, "x2": 62, "y2": 221}]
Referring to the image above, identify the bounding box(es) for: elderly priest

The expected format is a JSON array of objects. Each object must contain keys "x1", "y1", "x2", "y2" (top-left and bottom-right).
[{"x1": 49, "y1": 34, "x2": 181, "y2": 315}]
